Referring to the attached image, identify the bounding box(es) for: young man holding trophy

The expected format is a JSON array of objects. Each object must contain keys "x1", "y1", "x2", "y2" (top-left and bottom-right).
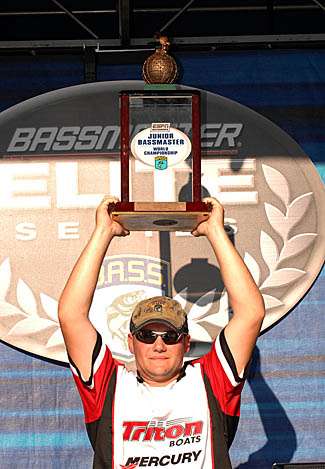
[{"x1": 59, "y1": 195, "x2": 265, "y2": 468}]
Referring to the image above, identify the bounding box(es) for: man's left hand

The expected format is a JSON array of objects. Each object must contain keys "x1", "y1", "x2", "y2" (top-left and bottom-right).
[{"x1": 191, "y1": 197, "x2": 224, "y2": 238}]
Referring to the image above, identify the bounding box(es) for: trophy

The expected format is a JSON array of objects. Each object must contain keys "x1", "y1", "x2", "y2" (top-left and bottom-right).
[{"x1": 112, "y1": 37, "x2": 210, "y2": 231}]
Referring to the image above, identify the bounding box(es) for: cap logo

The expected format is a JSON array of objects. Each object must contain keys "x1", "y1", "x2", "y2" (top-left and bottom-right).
[{"x1": 154, "y1": 304, "x2": 163, "y2": 312}]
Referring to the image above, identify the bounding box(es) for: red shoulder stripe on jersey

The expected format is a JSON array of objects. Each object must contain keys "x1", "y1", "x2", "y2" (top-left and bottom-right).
[{"x1": 70, "y1": 332, "x2": 118, "y2": 423}]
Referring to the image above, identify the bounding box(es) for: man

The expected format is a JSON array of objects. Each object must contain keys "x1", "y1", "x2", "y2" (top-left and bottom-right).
[{"x1": 58, "y1": 196, "x2": 265, "y2": 469}]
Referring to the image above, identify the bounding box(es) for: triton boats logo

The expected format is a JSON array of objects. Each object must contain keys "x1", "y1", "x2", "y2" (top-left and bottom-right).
[
  {"x1": 0, "y1": 80, "x2": 323, "y2": 364},
  {"x1": 123, "y1": 419, "x2": 203, "y2": 443}
]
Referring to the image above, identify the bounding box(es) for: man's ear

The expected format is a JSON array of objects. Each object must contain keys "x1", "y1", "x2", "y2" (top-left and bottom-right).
[{"x1": 128, "y1": 333, "x2": 134, "y2": 354}]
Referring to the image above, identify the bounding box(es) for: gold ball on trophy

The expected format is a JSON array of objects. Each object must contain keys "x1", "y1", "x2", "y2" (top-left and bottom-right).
[{"x1": 143, "y1": 36, "x2": 178, "y2": 84}]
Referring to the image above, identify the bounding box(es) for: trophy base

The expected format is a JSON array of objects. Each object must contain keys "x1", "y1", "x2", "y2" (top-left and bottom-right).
[{"x1": 112, "y1": 202, "x2": 211, "y2": 232}]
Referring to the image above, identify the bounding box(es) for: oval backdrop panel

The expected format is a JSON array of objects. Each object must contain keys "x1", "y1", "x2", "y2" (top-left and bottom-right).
[{"x1": 0, "y1": 81, "x2": 324, "y2": 363}]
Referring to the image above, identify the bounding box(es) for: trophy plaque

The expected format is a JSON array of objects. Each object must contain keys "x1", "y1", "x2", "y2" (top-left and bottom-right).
[{"x1": 112, "y1": 89, "x2": 210, "y2": 231}]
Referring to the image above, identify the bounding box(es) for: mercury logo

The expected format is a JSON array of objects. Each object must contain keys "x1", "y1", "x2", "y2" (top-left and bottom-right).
[{"x1": 122, "y1": 451, "x2": 202, "y2": 467}]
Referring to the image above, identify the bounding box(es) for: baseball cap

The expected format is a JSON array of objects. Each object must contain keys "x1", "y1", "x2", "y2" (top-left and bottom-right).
[{"x1": 130, "y1": 296, "x2": 188, "y2": 334}]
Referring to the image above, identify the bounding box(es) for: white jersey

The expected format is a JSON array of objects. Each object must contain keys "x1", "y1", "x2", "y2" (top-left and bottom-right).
[
  {"x1": 114, "y1": 363, "x2": 212, "y2": 467},
  {"x1": 69, "y1": 329, "x2": 246, "y2": 468}
]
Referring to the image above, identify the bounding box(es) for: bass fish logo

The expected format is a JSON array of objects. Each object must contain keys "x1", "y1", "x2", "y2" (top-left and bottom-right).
[
  {"x1": 155, "y1": 156, "x2": 168, "y2": 170},
  {"x1": 89, "y1": 255, "x2": 172, "y2": 362},
  {"x1": 105, "y1": 290, "x2": 147, "y2": 351}
]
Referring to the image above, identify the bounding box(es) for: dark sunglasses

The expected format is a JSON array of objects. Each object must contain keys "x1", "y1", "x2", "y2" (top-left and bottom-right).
[{"x1": 134, "y1": 329, "x2": 185, "y2": 345}]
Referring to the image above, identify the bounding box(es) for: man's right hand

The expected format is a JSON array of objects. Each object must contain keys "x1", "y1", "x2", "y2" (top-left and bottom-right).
[{"x1": 96, "y1": 195, "x2": 130, "y2": 237}]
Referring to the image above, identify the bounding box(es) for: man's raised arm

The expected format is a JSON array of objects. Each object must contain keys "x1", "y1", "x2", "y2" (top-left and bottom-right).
[
  {"x1": 58, "y1": 196, "x2": 129, "y2": 380},
  {"x1": 192, "y1": 197, "x2": 265, "y2": 376}
]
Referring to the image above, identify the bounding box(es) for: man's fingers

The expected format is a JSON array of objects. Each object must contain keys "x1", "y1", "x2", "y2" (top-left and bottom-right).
[
  {"x1": 191, "y1": 227, "x2": 202, "y2": 237},
  {"x1": 97, "y1": 196, "x2": 120, "y2": 215},
  {"x1": 202, "y1": 196, "x2": 221, "y2": 209},
  {"x1": 202, "y1": 196, "x2": 217, "y2": 203},
  {"x1": 101, "y1": 195, "x2": 120, "y2": 207}
]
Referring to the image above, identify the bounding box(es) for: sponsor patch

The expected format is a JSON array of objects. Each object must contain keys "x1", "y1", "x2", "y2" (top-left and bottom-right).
[{"x1": 123, "y1": 450, "x2": 202, "y2": 467}]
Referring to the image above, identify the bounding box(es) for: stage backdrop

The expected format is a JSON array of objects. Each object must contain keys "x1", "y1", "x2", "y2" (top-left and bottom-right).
[{"x1": 0, "y1": 50, "x2": 324, "y2": 468}]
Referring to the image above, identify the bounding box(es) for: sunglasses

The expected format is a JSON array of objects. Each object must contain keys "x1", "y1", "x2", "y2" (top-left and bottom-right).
[{"x1": 134, "y1": 329, "x2": 185, "y2": 345}]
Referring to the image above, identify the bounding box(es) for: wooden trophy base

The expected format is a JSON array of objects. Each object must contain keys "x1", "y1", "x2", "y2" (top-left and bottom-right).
[{"x1": 112, "y1": 201, "x2": 211, "y2": 231}]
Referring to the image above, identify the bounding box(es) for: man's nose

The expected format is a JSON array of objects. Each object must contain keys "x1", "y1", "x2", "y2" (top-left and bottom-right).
[{"x1": 153, "y1": 336, "x2": 167, "y2": 351}]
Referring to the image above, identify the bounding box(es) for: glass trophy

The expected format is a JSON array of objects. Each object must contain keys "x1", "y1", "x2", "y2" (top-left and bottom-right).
[{"x1": 112, "y1": 89, "x2": 210, "y2": 231}]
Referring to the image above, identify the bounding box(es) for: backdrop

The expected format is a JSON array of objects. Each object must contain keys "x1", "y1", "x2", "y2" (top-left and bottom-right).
[{"x1": 0, "y1": 50, "x2": 324, "y2": 468}]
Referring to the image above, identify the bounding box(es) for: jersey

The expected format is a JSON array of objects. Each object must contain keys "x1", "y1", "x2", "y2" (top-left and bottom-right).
[{"x1": 69, "y1": 329, "x2": 247, "y2": 469}]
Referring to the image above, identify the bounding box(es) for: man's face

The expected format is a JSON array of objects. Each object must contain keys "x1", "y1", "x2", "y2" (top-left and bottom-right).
[{"x1": 128, "y1": 322, "x2": 190, "y2": 386}]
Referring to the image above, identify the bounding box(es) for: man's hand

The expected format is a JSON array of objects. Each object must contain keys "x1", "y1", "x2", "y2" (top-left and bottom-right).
[
  {"x1": 192, "y1": 197, "x2": 224, "y2": 237},
  {"x1": 96, "y1": 195, "x2": 130, "y2": 237}
]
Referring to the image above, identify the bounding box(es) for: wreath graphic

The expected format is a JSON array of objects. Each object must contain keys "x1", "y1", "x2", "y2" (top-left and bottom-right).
[
  {"x1": 0, "y1": 259, "x2": 64, "y2": 352},
  {"x1": 175, "y1": 164, "x2": 317, "y2": 337}
]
